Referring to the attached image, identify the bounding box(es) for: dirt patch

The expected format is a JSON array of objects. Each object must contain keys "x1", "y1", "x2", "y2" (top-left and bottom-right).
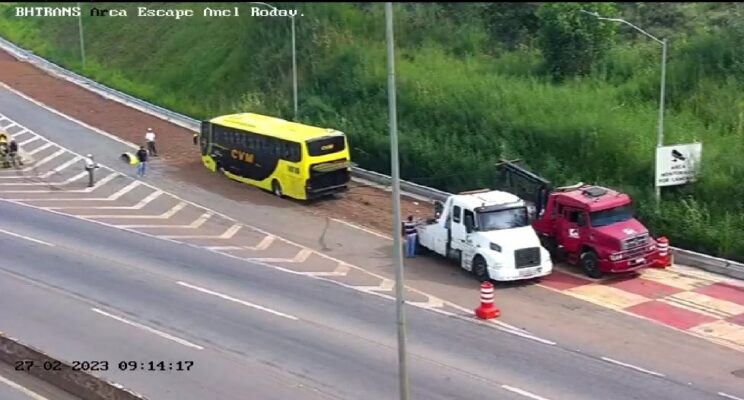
[{"x1": 0, "y1": 49, "x2": 431, "y2": 236}]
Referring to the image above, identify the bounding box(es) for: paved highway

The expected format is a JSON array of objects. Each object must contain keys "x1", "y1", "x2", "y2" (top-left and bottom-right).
[{"x1": 0, "y1": 195, "x2": 729, "y2": 400}]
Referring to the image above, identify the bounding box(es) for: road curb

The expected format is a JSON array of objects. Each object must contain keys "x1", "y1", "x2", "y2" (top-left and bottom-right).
[{"x1": 0, "y1": 332, "x2": 147, "y2": 400}]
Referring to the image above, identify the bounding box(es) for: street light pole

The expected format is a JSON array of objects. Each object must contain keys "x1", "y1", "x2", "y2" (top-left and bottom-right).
[
  {"x1": 77, "y1": 2, "x2": 85, "y2": 69},
  {"x1": 655, "y1": 38, "x2": 667, "y2": 204},
  {"x1": 385, "y1": 3, "x2": 410, "y2": 400},
  {"x1": 291, "y1": 15, "x2": 298, "y2": 121},
  {"x1": 580, "y1": 10, "x2": 667, "y2": 206},
  {"x1": 250, "y1": 2, "x2": 298, "y2": 120}
]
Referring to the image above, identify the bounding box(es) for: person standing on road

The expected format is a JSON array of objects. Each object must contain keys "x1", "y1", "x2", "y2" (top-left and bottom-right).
[
  {"x1": 136, "y1": 145, "x2": 148, "y2": 177},
  {"x1": 83, "y1": 154, "x2": 100, "y2": 188},
  {"x1": 145, "y1": 127, "x2": 158, "y2": 157},
  {"x1": 8, "y1": 138, "x2": 22, "y2": 167},
  {"x1": 402, "y1": 215, "x2": 418, "y2": 258}
]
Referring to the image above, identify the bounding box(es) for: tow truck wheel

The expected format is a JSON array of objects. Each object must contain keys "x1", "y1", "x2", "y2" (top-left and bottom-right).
[
  {"x1": 580, "y1": 251, "x2": 603, "y2": 279},
  {"x1": 472, "y1": 256, "x2": 490, "y2": 282}
]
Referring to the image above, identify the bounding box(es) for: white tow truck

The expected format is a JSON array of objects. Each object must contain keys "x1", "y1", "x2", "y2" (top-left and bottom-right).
[{"x1": 416, "y1": 189, "x2": 553, "y2": 282}]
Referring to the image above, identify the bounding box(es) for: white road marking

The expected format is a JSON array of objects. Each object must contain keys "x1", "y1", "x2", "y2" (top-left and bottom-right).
[
  {"x1": 0, "y1": 83, "x2": 140, "y2": 151},
  {"x1": 27, "y1": 142, "x2": 53, "y2": 155},
  {"x1": 0, "y1": 228, "x2": 54, "y2": 246},
  {"x1": 161, "y1": 223, "x2": 244, "y2": 240},
  {"x1": 10, "y1": 180, "x2": 140, "y2": 201},
  {"x1": 48, "y1": 188, "x2": 161, "y2": 210},
  {"x1": 356, "y1": 278, "x2": 395, "y2": 292},
  {"x1": 330, "y1": 217, "x2": 394, "y2": 240},
  {"x1": 305, "y1": 263, "x2": 351, "y2": 277},
  {"x1": 600, "y1": 357, "x2": 665, "y2": 377},
  {"x1": 246, "y1": 234, "x2": 274, "y2": 250},
  {"x1": 1, "y1": 149, "x2": 65, "y2": 172},
  {"x1": 176, "y1": 281, "x2": 298, "y2": 321},
  {"x1": 0, "y1": 374, "x2": 50, "y2": 400},
  {"x1": 90, "y1": 308, "x2": 203, "y2": 350},
  {"x1": 501, "y1": 385, "x2": 551, "y2": 400},
  {"x1": 18, "y1": 136, "x2": 40, "y2": 146},
  {"x1": 719, "y1": 392, "x2": 744, "y2": 400},
  {"x1": 408, "y1": 295, "x2": 445, "y2": 309},
  {"x1": 250, "y1": 248, "x2": 312, "y2": 263},
  {"x1": 117, "y1": 211, "x2": 212, "y2": 229},
  {"x1": 84, "y1": 201, "x2": 187, "y2": 219},
  {"x1": 0, "y1": 170, "x2": 85, "y2": 187},
  {"x1": 39, "y1": 156, "x2": 82, "y2": 178}
]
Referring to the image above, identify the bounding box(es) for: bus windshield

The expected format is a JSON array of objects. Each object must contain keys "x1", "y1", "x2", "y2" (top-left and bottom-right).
[
  {"x1": 307, "y1": 135, "x2": 346, "y2": 157},
  {"x1": 477, "y1": 207, "x2": 529, "y2": 231}
]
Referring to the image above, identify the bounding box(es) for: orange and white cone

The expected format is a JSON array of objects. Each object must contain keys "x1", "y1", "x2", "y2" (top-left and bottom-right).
[
  {"x1": 475, "y1": 281, "x2": 501, "y2": 319},
  {"x1": 654, "y1": 236, "x2": 672, "y2": 268}
]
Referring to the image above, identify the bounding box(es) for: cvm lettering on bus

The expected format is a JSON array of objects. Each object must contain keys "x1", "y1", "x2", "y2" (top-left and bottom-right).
[{"x1": 231, "y1": 149, "x2": 255, "y2": 163}]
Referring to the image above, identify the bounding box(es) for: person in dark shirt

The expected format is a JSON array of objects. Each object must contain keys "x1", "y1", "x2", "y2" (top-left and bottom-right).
[
  {"x1": 136, "y1": 146, "x2": 148, "y2": 177},
  {"x1": 8, "y1": 139, "x2": 22, "y2": 167}
]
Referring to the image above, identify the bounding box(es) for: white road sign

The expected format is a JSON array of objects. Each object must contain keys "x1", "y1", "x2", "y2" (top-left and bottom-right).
[{"x1": 655, "y1": 142, "x2": 702, "y2": 187}]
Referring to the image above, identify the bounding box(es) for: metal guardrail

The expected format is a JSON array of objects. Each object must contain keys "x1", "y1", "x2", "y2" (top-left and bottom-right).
[{"x1": 1, "y1": 36, "x2": 742, "y2": 281}]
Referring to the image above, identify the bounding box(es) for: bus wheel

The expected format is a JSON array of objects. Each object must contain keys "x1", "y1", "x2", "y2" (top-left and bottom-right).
[{"x1": 272, "y1": 180, "x2": 283, "y2": 198}]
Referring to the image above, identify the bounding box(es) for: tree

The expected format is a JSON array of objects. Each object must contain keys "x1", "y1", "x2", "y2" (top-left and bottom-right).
[
  {"x1": 484, "y1": 3, "x2": 540, "y2": 50},
  {"x1": 537, "y1": 2, "x2": 618, "y2": 80}
]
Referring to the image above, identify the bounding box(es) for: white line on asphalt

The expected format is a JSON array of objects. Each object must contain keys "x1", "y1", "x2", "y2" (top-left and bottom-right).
[
  {"x1": 501, "y1": 385, "x2": 551, "y2": 400},
  {"x1": 0, "y1": 228, "x2": 54, "y2": 246},
  {"x1": 305, "y1": 263, "x2": 351, "y2": 277},
  {"x1": 0, "y1": 84, "x2": 140, "y2": 151},
  {"x1": 408, "y1": 295, "x2": 445, "y2": 309},
  {"x1": 90, "y1": 308, "x2": 204, "y2": 350},
  {"x1": 48, "y1": 187, "x2": 160, "y2": 209},
  {"x1": 117, "y1": 211, "x2": 212, "y2": 229},
  {"x1": 0, "y1": 374, "x2": 49, "y2": 400},
  {"x1": 27, "y1": 142, "x2": 53, "y2": 156},
  {"x1": 0, "y1": 149, "x2": 64, "y2": 174},
  {"x1": 39, "y1": 156, "x2": 82, "y2": 178},
  {"x1": 249, "y1": 248, "x2": 312, "y2": 263},
  {"x1": 18, "y1": 136, "x2": 40, "y2": 146},
  {"x1": 356, "y1": 278, "x2": 395, "y2": 292},
  {"x1": 84, "y1": 201, "x2": 187, "y2": 219},
  {"x1": 330, "y1": 217, "x2": 394, "y2": 240},
  {"x1": 9, "y1": 180, "x2": 141, "y2": 201},
  {"x1": 719, "y1": 392, "x2": 744, "y2": 400},
  {"x1": 0, "y1": 170, "x2": 87, "y2": 187},
  {"x1": 600, "y1": 357, "x2": 665, "y2": 377},
  {"x1": 176, "y1": 281, "x2": 299, "y2": 320}
]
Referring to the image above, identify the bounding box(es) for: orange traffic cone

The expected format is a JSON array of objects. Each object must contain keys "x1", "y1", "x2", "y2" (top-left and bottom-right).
[
  {"x1": 475, "y1": 281, "x2": 501, "y2": 319},
  {"x1": 654, "y1": 236, "x2": 672, "y2": 268}
]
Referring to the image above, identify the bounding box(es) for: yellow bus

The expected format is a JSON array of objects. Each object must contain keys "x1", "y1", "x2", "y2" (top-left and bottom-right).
[{"x1": 197, "y1": 113, "x2": 352, "y2": 200}]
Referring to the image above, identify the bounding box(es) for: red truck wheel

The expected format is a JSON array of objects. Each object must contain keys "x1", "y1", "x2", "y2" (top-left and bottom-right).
[{"x1": 580, "y1": 251, "x2": 603, "y2": 279}]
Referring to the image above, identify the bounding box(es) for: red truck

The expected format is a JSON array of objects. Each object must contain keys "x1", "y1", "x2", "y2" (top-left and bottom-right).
[{"x1": 497, "y1": 160, "x2": 667, "y2": 278}]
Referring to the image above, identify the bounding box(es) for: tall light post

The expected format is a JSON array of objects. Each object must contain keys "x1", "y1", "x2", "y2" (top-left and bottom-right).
[
  {"x1": 77, "y1": 2, "x2": 85, "y2": 69},
  {"x1": 581, "y1": 10, "x2": 667, "y2": 205},
  {"x1": 385, "y1": 3, "x2": 410, "y2": 400},
  {"x1": 250, "y1": 2, "x2": 298, "y2": 121}
]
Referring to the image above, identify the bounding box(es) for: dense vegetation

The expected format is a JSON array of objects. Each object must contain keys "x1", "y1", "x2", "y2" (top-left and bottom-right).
[{"x1": 1, "y1": 2, "x2": 743, "y2": 261}]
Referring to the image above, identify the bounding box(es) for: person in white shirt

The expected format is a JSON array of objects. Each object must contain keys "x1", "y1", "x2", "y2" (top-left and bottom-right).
[
  {"x1": 145, "y1": 128, "x2": 158, "y2": 157},
  {"x1": 83, "y1": 154, "x2": 100, "y2": 188}
]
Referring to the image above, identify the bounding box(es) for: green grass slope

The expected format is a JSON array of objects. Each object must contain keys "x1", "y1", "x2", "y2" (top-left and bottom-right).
[{"x1": 1, "y1": 2, "x2": 742, "y2": 261}]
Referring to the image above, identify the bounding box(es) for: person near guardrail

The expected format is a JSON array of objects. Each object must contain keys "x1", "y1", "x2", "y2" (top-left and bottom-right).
[
  {"x1": 136, "y1": 146, "x2": 148, "y2": 177},
  {"x1": 402, "y1": 215, "x2": 418, "y2": 258},
  {"x1": 83, "y1": 154, "x2": 100, "y2": 188},
  {"x1": 145, "y1": 127, "x2": 158, "y2": 157}
]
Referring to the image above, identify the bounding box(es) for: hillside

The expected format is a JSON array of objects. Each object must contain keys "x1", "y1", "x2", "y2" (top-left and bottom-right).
[{"x1": 1, "y1": 2, "x2": 743, "y2": 261}]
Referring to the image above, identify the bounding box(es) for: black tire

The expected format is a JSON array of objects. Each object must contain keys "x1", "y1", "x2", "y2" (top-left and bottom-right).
[
  {"x1": 472, "y1": 256, "x2": 490, "y2": 282},
  {"x1": 272, "y1": 180, "x2": 283, "y2": 198},
  {"x1": 580, "y1": 251, "x2": 603, "y2": 279}
]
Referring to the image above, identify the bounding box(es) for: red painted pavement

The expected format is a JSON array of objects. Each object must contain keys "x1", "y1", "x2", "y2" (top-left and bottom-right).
[
  {"x1": 728, "y1": 313, "x2": 744, "y2": 327},
  {"x1": 626, "y1": 300, "x2": 717, "y2": 330},
  {"x1": 603, "y1": 277, "x2": 683, "y2": 299},
  {"x1": 695, "y1": 282, "x2": 744, "y2": 306},
  {"x1": 539, "y1": 270, "x2": 592, "y2": 291}
]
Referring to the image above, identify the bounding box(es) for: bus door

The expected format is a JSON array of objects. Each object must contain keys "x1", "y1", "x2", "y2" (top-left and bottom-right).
[{"x1": 199, "y1": 121, "x2": 211, "y2": 156}]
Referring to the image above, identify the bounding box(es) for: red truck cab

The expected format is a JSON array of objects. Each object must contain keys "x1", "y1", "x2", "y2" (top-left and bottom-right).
[{"x1": 532, "y1": 184, "x2": 660, "y2": 278}]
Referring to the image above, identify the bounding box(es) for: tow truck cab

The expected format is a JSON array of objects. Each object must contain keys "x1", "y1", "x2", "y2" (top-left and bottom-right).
[
  {"x1": 533, "y1": 185, "x2": 659, "y2": 278},
  {"x1": 416, "y1": 189, "x2": 553, "y2": 282}
]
